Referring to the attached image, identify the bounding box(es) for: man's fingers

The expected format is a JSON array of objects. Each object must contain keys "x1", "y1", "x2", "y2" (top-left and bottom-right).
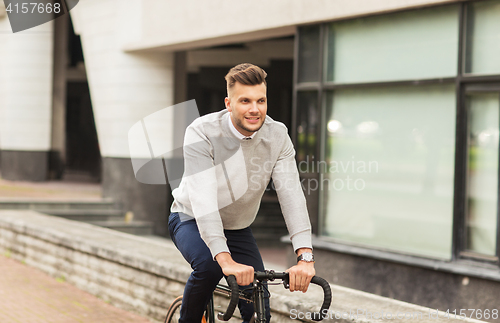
[
  {"x1": 297, "y1": 275, "x2": 307, "y2": 292},
  {"x1": 301, "y1": 276, "x2": 312, "y2": 292},
  {"x1": 287, "y1": 266, "x2": 315, "y2": 292},
  {"x1": 235, "y1": 266, "x2": 254, "y2": 286},
  {"x1": 303, "y1": 275, "x2": 313, "y2": 292},
  {"x1": 288, "y1": 271, "x2": 296, "y2": 291}
]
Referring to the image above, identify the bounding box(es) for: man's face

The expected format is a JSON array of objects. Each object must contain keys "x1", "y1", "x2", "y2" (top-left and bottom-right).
[{"x1": 224, "y1": 82, "x2": 267, "y2": 137}]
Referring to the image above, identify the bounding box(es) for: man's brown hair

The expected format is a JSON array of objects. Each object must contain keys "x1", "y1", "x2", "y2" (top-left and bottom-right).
[{"x1": 225, "y1": 63, "x2": 267, "y2": 95}]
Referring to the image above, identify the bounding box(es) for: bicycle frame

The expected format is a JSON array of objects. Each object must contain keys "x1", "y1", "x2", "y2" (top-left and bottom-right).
[{"x1": 215, "y1": 279, "x2": 267, "y2": 323}]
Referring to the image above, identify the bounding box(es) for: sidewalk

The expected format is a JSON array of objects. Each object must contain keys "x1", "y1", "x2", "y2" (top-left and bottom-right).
[
  {"x1": 0, "y1": 254, "x2": 153, "y2": 323},
  {"x1": 0, "y1": 177, "x2": 152, "y2": 322}
]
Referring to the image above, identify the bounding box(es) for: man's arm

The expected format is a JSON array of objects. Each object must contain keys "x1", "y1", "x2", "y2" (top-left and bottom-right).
[
  {"x1": 183, "y1": 124, "x2": 229, "y2": 257},
  {"x1": 271, "y1": 134, "x2": 315, "y2": 292}
]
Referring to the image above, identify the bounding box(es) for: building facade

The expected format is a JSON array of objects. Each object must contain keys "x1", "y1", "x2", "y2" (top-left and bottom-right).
[{"x1": 1, "y1": 0, "x2": 500, "y2": 318}]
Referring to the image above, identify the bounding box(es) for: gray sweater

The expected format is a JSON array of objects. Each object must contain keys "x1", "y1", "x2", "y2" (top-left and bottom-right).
[{"x1": 171, "y1": 109, "x2": 312, "y2": 258}]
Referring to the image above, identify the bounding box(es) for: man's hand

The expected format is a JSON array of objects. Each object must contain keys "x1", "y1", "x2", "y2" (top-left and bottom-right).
[
  {"x1": 286, "y1": 248, "x2": 315, "y2": 292},
  {"x1": 216, "y1": 252, "x2": 254, "y2": 286}
]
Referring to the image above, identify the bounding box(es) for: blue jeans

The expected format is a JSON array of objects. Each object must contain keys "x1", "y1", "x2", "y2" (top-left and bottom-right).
[{"x1": 168, "y1": 212, "x2": 270, "y2": 323}]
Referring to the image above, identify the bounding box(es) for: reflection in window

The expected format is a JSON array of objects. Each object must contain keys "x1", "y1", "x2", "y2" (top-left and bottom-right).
[
  {"x1": 322, "y1": 85, "x2": 456, "y2": 259},
  {"x1": 466, "y1": 93, "x2": 499, "y2": 256},
  {"x1": 296, "y1": 91, "x2": 318, "y2": 164}
]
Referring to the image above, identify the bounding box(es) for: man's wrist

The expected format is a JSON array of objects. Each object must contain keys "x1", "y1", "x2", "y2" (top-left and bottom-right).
[
  {"x1": 296, "y1": 248, "x2": 314, "y2": 263},
  {"x1": 297, "y1": 252, "x2": 315, "y2": 263},
  {"x1": 215, "y1": 252, "x2": 234, "y2": 267}
]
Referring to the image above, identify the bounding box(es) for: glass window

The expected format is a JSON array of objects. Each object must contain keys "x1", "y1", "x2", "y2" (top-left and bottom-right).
[
  {"x1": 466, "y1": 92, "x2": 499, "y2": 255},
  {"x1": 465, "y1": 0, "x2": 500, "y2": 75},
  {"x1": 296, "y1": 91, "x2": 318, "y2": 163},
  {"x1": 298, "y1": 26, "x2": 320, "y2": 83},
  {"x1": 326, "y1": 5, "x2": 460, "y2": 83},
  {"x1": 322, "y1": 84, "x2": 456, "y2": 259}
]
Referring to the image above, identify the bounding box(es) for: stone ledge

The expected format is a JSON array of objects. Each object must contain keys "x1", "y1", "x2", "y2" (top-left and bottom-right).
[{"x1": 0, "y1": 211, "x2": 486, "y2": 323}]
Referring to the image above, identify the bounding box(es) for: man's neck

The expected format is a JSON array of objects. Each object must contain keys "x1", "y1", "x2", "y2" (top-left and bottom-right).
[{"x1": 228, "y1": 115, "x2": 256, "y2": 139}]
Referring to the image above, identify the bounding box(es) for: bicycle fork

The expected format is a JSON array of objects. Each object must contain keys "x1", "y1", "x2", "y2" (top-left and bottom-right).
[{"x1": 252, "y1": 280, "x2": 267, "y2": 323}]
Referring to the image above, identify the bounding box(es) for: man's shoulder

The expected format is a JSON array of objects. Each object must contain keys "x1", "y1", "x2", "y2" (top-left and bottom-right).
[
  {"x1": 194, "y1": 109, "x2": 227, "y2": 123},
  {"x1": 262, "y1": 115, "x2": 289, "y2": 136},
  {"x1": 189, "y1": 109, "x2": 227, "y2": 130}
]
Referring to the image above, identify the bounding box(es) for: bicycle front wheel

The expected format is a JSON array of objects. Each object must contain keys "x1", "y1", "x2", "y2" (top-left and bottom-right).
[
  {"x1": 164, "y1": 296, "x2": 209, "y2": 323},
  {"x1": 165, "y1": 296, "x2": 183, "y2": 323}
]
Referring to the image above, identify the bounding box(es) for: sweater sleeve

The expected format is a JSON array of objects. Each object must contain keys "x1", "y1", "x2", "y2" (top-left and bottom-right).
[
  {"x1": 183, "y1": 123, "x2": 229, "y2": 258},
  {"x1": 271, "y1": 134, "x2": 312, "y2": 252}
]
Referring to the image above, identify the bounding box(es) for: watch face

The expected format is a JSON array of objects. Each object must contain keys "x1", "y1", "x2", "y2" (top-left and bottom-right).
[{"x1": 299, "y1": 253, "x2": 314, "y2": 262}]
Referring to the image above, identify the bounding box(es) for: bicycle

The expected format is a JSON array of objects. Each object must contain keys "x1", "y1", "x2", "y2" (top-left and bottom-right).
[{"x1": 164, "y1": 270, "x2": 332, "y2": 323}]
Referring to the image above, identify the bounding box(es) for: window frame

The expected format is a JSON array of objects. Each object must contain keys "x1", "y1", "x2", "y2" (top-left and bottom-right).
[
  {"x1": 293, "y1": 0, "x2": 500, "y2": 279},
  {"x1": 455, "y1": 82, "x2": 500, "y2": 264}
]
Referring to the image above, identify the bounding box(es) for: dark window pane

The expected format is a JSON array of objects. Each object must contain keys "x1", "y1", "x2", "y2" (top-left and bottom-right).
[{"x1": 298, "y1": 26, "x2": 320, "y2": 83}]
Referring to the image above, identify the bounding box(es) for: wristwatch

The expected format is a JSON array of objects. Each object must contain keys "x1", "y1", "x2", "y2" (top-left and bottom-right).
[{"x1": 297, "y1": 252, "x2": 315, "y2": 263}]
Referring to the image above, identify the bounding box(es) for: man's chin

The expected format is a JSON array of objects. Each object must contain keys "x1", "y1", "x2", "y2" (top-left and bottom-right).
[{"x1": 243, "y1": 121, "x2": 264, "y2": 134}]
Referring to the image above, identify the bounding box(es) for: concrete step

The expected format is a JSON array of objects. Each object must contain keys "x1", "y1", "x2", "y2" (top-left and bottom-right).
[
  {"x1": 0, "y1": 199, "x2": 117, "y2": 211},
  {"x1": 38, "y1": 209, "x2": 124, "y2": 222},
  {"x1": 87, "y1": 220, "x2": 154, "y2": 236},
  {"x1": 0, "y1": 198, "x2": 155, "y2": 237}
]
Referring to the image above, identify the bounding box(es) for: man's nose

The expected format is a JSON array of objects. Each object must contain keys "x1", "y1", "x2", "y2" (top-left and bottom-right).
[{"x1": 249, "y1": 102, "x2": 259, "y2": 113}]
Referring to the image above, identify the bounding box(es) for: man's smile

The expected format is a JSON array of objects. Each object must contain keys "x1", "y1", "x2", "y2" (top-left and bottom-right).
[{"x1": 245, "y1": 116, "x2": 260, "y2": 124}]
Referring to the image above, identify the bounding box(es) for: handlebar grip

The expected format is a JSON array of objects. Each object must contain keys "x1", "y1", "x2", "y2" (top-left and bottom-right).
[
  {"x1": 310, "y1": 276, "x2": 332, "y2": 321},
  {"x1": 217, "y1": 275, "x2": 239, "y2": 321}
]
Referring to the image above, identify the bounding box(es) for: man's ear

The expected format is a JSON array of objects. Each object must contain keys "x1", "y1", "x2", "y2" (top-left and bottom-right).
[{"x1": 225, "y1": 97, "x2": 232, "y2": 112}]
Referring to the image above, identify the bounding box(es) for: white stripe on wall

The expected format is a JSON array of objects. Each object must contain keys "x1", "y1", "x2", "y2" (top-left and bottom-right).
[{"x1": 0, "y1": 18, "x2": 53, "y2": 151}]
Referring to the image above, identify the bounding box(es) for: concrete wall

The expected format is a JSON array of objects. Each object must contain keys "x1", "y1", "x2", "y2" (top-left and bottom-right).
[
  {"x1": 0, "y1": 211, "x2": 485, "y2": 323},
  {"x1": 102, "y1": 157, "x2": 171, "y2": 237},
  {"x1": 123, "y1": 0, "x2": 462, "y2": 52},
  {"x1": 0, "y1": 15, "x2": 54, "y2": 180}
]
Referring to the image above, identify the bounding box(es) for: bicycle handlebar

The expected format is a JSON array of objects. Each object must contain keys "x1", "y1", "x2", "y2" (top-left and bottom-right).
[
  {"x1": 218, "y1": 275, "x2": 239, "y2": 321},
  {"x1": 308, "y1": 276, "x2": 332, "y2": 321},
  {"x1": 217, "y1": 271, "x2": 332, "y2": 322}
]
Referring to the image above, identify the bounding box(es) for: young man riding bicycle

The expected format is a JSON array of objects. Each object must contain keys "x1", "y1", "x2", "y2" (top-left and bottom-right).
[{"x1": 169, "y1": 63, "x2": 315, "y2": 323}]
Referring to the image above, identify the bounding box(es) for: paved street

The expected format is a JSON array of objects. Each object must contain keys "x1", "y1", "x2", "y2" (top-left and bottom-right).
[{"x1": 0, "y1": 254, "x2": 153, "y2": 323}]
